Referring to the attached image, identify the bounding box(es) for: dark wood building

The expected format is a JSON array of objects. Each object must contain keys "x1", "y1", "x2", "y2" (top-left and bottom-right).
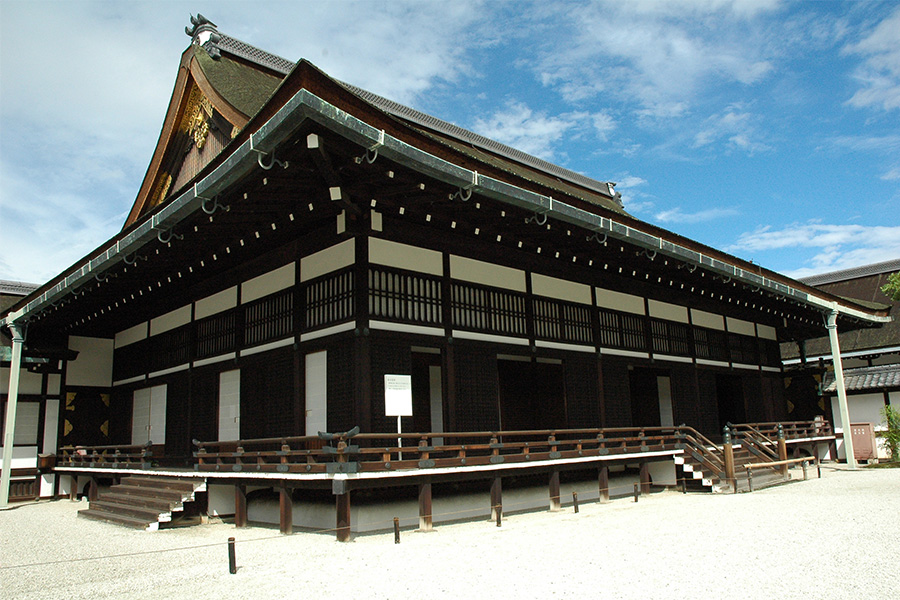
[{"x1": 2, "y1": 18, "x2": 891, "y2": 511}]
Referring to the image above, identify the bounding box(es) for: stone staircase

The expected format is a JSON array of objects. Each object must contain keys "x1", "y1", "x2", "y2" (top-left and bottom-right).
[{"x1": 78, "y1": 476, "x2": 206, "y2": 530}]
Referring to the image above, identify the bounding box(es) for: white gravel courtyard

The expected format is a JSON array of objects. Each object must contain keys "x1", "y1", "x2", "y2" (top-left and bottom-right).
[{"x1": 2, "y1": 465, "x2": 897, "y2": 600}]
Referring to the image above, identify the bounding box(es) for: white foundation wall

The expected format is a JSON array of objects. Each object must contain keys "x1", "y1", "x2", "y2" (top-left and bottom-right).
[
  {"x1": 66, "y1": 336, "x2": 114, "y2": 387},
  {"x1": 831, "y1": 392, "x2": 891, "y2": 460}
]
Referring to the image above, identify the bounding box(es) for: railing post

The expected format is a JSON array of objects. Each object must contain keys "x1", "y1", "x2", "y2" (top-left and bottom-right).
[
  {"x1": 598, "y1": 466, "x2": 610, "y2": 503},
  {"x1": 723, "y1": 426, "x2": 736, "y2": 493},
  {"x1": 549, "y1": 469, "x2": 561, "y2": 511},
  {"x1": 490, "y1": 477, "x2": 502, "y2": 522},
  {"x1": 234, "y1": 484, "x2": 247, "y2": 528},
  {"x1": 777, "y1": 424, "x2": 788, "y2": 478},
  {"x1": 418, "y1": 480, "x2": 433, "y2": 532}
]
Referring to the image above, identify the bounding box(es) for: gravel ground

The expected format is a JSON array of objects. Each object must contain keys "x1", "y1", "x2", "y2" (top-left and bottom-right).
[{"x1": 1, "y1": 465, "x2": 898, "y2": 600}]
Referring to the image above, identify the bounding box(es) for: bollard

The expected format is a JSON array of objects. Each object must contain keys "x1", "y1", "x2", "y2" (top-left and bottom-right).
[
  {"x1": 747, "y1": 468, "x2": 754, "y2": 493},
  {"x1": 495, "y1": 505, "x2": 502, "y2": 527},
  {"x1": 633, "y1": 482, "x2": 639, "y2": 503},
  {"x1": 572, "y1": 491, "x2": 579, "y2": 513},
  {"x1": 393, "y1": 517, "x2": 400, "y2": 544},
  {"x1": 228, "y1": 537, "x2": 237, "y2": 575},
  {"x1": 681, "y1": 477, "x2": 687, "y2": 494}
]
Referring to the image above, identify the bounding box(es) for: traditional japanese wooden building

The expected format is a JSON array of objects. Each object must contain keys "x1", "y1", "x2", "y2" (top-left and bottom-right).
[{"x1": 1, "y1": 17, "x2": 891, "y2": 527}]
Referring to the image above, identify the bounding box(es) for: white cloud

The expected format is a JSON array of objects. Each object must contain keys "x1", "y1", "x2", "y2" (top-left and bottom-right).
[
  {"x1": 470, "y1": 102, "x2": 612, "y2": 161},
  {"x1": 654, "y1": 206, "x2": 740, "y2": 224},
  {"x1": 728, "y1": 221, "x2": 900, "y2": 277},
  {"x1": 535, "y1": 1, "x2": 780, "y2": 115},
  {"x1": 693, "y1": 107, "x2": 771, "y2": 154},
  {"x1": 843, "y1": 6, "x2": 900, "y2": 112}
]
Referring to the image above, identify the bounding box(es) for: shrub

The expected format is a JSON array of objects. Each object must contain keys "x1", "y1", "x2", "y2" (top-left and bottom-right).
[{"x1": 881, "y1": 405, "x2": 900, "y2": 462}]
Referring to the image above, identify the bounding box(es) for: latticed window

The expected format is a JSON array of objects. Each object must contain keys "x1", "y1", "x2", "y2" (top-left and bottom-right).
[
  {"x1": 369, "y1": 267, "x2": 442, "y2": 326},
  {"x1": 303, "y1": 269, "x2": 354, "y2": 330},
  {"x1": 244, "y1": 288, "x2": 293, "y2": 346},
  {"x1": 195, "y1": 310, "x2": 236, "y2": 358},
  {"x1": 451, "y1": 282, "x2": 527, "y2": 336},
  {"x1": 597, "y1": 308, "x2": 646, "y2": 351},
  {"x1": 533, "y1": 298, "x2": 593, "y2": 344}
]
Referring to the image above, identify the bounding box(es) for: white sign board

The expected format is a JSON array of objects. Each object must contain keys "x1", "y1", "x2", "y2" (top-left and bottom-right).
[{"x1": 384, "y1": 374, "x2": 413, "y2": 416}]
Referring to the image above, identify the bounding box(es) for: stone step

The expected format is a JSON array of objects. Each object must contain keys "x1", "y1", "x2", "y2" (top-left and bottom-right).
[
  {"x1": 78, "y1": 507, "x2": 158, "y2": 531},
  {"x1": 89, "y1": 499, "x2": 171, "y2": 522}
]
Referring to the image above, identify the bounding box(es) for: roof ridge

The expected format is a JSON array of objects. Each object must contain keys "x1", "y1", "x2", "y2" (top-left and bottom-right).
[
  {"x1": 800, "y1": 258, "x2": 900, "y2": 286},
  {"x1": 188, "y1": 17, "x2": 620, "y2": 207}
]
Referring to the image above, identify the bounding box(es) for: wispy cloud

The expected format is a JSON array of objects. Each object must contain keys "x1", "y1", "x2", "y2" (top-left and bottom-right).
[
  {"x1": 654, "y1": 206, "x2": 740, "y2": 224},
  {"x1": 693, "y1": 106, "x2": 771, "y2": 154},
  {"x1": 843, "y1": 5, "x2": 900, "y2": 112},
  {"x1": 728, "y1": 221, "x2": 900, "y2": 277},
  {"x1": 470, "y1": 101, "x2": 611, "y2": 161}
]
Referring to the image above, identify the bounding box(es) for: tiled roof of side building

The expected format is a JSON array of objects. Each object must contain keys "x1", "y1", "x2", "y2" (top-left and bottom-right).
[
  {"x1": 823, "y1": 363, "x2": 900, "y2": 393},
  {"x1": 205, "y1": 31, "x2": 623, "y2": 210},
  {"x1": 800, "y1": 258, "x2": 900, "y2": 287}
]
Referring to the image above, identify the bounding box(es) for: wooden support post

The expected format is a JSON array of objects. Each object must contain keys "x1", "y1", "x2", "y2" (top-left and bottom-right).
[
  {"x1": 234, "y1": 484, "x2": 247, "y2": 528},
  {"x1": 639, "y1": 462, "x2": 651, "y2": 496},
  {"x1": 336, "y1": 491, "x2": 351, "y2": 542},
  {"x1": 777, "y1": 424, "x2": 789, "y2": 478},
  {"x1": 69, "y1": 475, "x2": 78, "y2": 501},
  {"x1": 490, "y1": 477, "x2": 502, "y2": 522},
  {"x1": 88, "y1": 477, "x2": 99, "y2": 502},
  {"x1": 723, "y1": 426, "x2": 736, "y2": 493},
  {"x1": 599, "y1": 466, "x2": 609, "y2": 502},
  {"x1": 418, "y1": 481, "x2": 433, "y2": 532},
  {"x1": 279, "y1": 485, "x2": 293, "y2": 535},
  {"x1": 549, "y1": 470, "x2": 561, "y2": 511}
]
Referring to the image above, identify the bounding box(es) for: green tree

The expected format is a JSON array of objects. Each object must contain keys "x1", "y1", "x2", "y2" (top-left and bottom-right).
[
  {"x1": 881, "y1": 271, "x2": 900, "y2": 302},
  {"x1": 882, "y1": 405, "x2": 900, "y2": 462}
]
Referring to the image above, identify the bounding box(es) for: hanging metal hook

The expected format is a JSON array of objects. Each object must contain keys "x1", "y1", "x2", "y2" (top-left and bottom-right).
[
  {"x1": 587, "y1": 232, "x2": 607, "y2": 244},
  {"x1": 124, "y1": 253, "x2": 147, "y2": 266},
  {"x1": 355, "y1": 130, "x2": 385, "y2": 165},
  {"x1": 200, "y1": 196, "x2": 230, "y2": 215},
  {"x1": 526, "y1": 212, "x2": 548, "y2": 226},
  {"x1": 449, "y1": 187, "x2": 472, "y2": 202},
  {"x1": 254, "y1": 149, "x2": 288, "y2": 170},
  {"x1": 156, "y1": 228, "x2": 184, "y2": 244}
]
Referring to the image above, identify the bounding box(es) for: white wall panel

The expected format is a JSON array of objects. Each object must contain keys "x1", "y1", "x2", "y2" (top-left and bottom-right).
[
  {"x1": 369, "y1": 238, "x2": 443, "y2": 275},
  {"x1": 726, "y1": 317, "x2": 756, "y2": 337},
  {"x1": 301, "y1": 239, "x2": 355, "y2": 282},
  {"x1": 242, "y1": 263, "x2": 295, "y2": 303},
  {"x1": 648, "y1": 300, "x2": 689, "y2": 323},
  {"x1": 450, "y1": 255, "x2": 526, "y2": 292},
  {"x1": 691, "y1": 309, "x2": 724, "y2": 331},
  {"x1": 531, "y1": 274, "x2": 592, "y2": 305},
  {"x1": 150, "y1": 305, "x2": 191, "y2": 336},
  {"x1": 66, "y1": 336, "x2": 114, "y2": 387},
  {"x1": 595, "y1": 288, "x2": 645, "y2": 315},
  {"x1": 115, "y1": 322, "x2": 147, "y2": 348},
  {"x1": 195, "y1": 286, "x2": 237, "y2": 320},
  {"x1": 305, "y1": 351, "x2": 328, "y2": 435}
]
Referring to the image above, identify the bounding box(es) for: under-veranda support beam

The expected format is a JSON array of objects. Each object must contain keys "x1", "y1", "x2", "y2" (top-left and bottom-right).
[
  {"x1": 0, "y1": 322, "x2": 25, "y2": 508},
  {"x1": 826, "y1": 309, "x2": 857, "y2": 469},
  {"x1": 418, "y1": 480, "x2": 433, "y2": 532}
]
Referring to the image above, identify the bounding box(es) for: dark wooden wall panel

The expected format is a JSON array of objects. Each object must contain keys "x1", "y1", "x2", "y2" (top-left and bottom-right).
[
  {"x1": 564, "y1": 353, "x2": 600, "y2": 428},
  {"x1": 600, "y1": 357, "x2": 632, "y2": 427}
]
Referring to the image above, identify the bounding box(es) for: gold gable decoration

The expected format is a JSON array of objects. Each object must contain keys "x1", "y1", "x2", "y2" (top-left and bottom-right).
[{"x1": 185, "y1": 86, "x2": 214, "y2": 149}]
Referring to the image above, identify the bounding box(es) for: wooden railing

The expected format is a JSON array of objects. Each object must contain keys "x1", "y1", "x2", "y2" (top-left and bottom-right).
[
  {"x1": 734, "y1": 420, "x2": 834, "y2": 441},
  {"x1": 58, "y1": 442, "x2": 153, "y2": 469},
  {"x1": 193, "y1": 426, "x2": 689, "y2": 475}
]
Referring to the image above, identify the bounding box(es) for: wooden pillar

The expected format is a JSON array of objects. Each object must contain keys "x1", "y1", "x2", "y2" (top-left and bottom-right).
[
  {"x1": 639, "y1": 463, "x2": 651, "y2": 495},
  {"x1": 490, "y1": 477, "x2": 502, "y2": 521},
  {"x1": 69, "y1": 475, "x2": 78, "y2": 501},
  {"x1": 418, "y1": 480, "x2": 433, "y2": 532},
  {"x1": 549, "y1": 470, "x2": 561, "y2": 511},
  {"x1": 88, "y1": 477, "x2": 99, "y2": 502},
  {"x1": 336, "y1": 491, "x2": 351, "y2": 542},
  {"x1": 599, "y1": 466, "x2": 609, "y2": 502},
  {"x1": 723, "y1": 426, "x2": 736, "y2": 493},
  {"x1": 279, "y1": 485, "x2": 293, "y2": 535},
  {"x1": 234, "y1": 484, "x2": 247, "y2": 528},
  {"x1": 777, "y1": 424, "x2": 789, "y2": 478}
]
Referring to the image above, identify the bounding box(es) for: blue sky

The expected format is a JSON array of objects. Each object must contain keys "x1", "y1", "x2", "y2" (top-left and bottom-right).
[{"x1": 1, "y1": 0, "x2": 898, "y2": 284}]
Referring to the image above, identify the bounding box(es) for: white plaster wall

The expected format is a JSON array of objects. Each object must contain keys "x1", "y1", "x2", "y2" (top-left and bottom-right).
[
  {"x1": 66, "y1": 336, "x2": 114, "y2": 387},
  {"x1": 648, "y1": 300, "x2": 689, "y2": 324},
  {"x1": 450, "y1": 255, "x2": 526, "y2": 292},
  {"x1": 369, "y1": 238, "x2": 443, "y2": 276},
  {"x1": 595, "y1": 288, "x2": 645, "y2": 315},
  {"x1": 301, "y1": 239, "x2": 355, "y2": 282},
  {"x1": 531, "y1": 273, "x2": 592, "y2": 305},
  {"x1": 691, "y1": 309, "x2": 724, "y2": 331},
  {"x1": 726, "y1": 317, "x2": 755, "y2": 337},
  {"x1": 1, "y1": 367, "x2": 45, "y2": 395},
  {"x1": 12, "y1": 402, "x2": 40, "y2": 445},
  {"x1": 150, "y1": 305, "x2": 192, "y2": 336},
  {"x1": 242, "y1": 263, "x2": 296, "y2": 303},
  {"x1": 115, "y1": 322, "x2": 147, "y2": 348},
  {"x1": 195, "y1": 286, "x2": 237, "y2": 320},
  {"x1": 757, "y1": 324, "x2": 777, "y2": 340},
  {"x1": 208, "y1": 483, "x2": 236, "y2": 517}
]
